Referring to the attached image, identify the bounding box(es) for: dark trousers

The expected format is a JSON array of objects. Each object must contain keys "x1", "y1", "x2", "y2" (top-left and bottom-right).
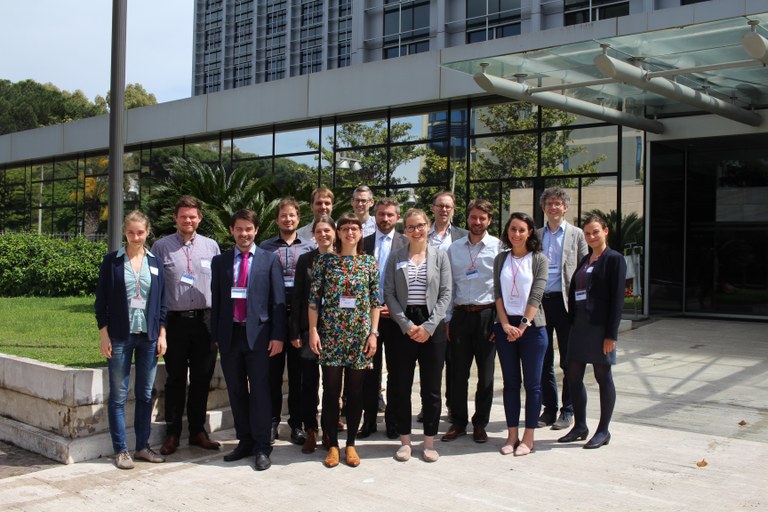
[
  {"x1": 361, "y1": 317, "x2": 398, "y2": 429},
  {"x1": 321, "y1": 366, "x2": 365, "y2": 447},
  {"x1": 540, "y1": 293, "x2": 573, "y2": 415},
  {"x1": 163, "y1": 313, "x2": 217, "y2": 438},
  {"x1": 219, "y1": 325, "x2": 272, "y2": 455},
  {"x1": 299, "y1": 352, "x2": 320, "y2": 431},
  {"x1": 494, "y1": 318, "x2": 548, "y2": 429},
  {"x1": 447, "y1": 307, "x2": 496, "y2": 429},
  {"x1": 391, "y1": 307, "x2": 446, "y2": 437},
  {"x1": 269, "y1": 342, "x2": 302, "y2": 428}
]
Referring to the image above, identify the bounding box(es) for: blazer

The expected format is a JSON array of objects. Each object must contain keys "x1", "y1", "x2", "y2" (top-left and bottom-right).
[
  {"x1": 536, "y1": 220, "x2": 588, "y2": 311},
  {"x1": 568, "y1": 247, "x2": 627, "y2": 341},
  {"x1": 289, "y1": 248, "x2": 319, "y2": 341},
  {"x1": 450, "y1": 224, "x2": 469, "y2": 242},
  {"x1": 492, "y1": 250, "x2": 548, "y2": 327},
  {"x1": 210, "y1": 246, "x2": 287, "y2": 353},
  {"x1": 95, "y1": 249, "x2": 167, "y2": 341},
  {"x1": 384, "y1": 244, "x2": 452, "y2": 335},
  {"x1": 363, "y1": 230, "x2": 408, "y2": 260}
]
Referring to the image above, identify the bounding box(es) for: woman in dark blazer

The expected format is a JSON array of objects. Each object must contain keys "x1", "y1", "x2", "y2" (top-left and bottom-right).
[
  {"x1": 95, "y1": 210, "x2": 167, "y2": 469},
  {"x1": 558, "y1": 213, "x2": 626, "y2": 449},
  {"x1": 384, "y1": 208, "x2": 452, "y2": 463},
  {"x1": 290, "y1": 215, "x2": 336, "y2": 454}
]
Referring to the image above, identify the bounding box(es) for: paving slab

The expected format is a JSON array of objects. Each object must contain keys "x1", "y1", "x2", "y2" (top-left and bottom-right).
[{"x1": 0, "y1": 318, "x2": 765, "y2": 511}]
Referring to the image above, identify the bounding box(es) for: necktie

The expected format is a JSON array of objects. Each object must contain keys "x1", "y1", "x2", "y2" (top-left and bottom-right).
[
  {"x1": 234, "y1": 251, "x2": 249, "y2": 322},
  {"x1": 377, "y1": 234, "x2": 390, "y2": 301}
]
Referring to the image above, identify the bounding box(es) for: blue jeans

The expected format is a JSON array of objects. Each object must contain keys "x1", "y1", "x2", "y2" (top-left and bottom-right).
[
  {"x1": 494, "y1": 318, "x2": 547, "y2": 429},
  {"x1": 107, "y1": 333, "x2": 158, "y2": 453}
]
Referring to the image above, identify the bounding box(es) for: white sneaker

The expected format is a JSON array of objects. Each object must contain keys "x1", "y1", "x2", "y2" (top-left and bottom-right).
[
  {"x1": 134, "y1": 447, "x2": 165, "y2": 463},
  {"x1": 115, "y1": 451, "x2": 134, "y2": 470}
]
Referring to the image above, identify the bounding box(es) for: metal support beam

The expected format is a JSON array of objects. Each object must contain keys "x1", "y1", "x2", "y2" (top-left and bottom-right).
[
  {"x1": 594, "y1": 53, "x2": 762, "y2": 127},
  {"x1": 108, "y1": 0, "x2": 127, "y2": 251},
  {"x1": 473, "y1": 72, "x2": 665, "y2": 134}
]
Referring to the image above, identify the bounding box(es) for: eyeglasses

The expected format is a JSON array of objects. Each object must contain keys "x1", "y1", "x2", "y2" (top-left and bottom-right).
[
  {"x1": 405, "y1": 222, "x2": 428, "y2": 233},
  {"x1": 338, "y1": 226, "x2": 361, "y2": 233},
  {"x1": 433, "y1": 204, "x2": 453, "y2": 210},
  {"x1": 352, "y1": 197, "x2": 372, "y2": 204},
  {"x1": 544, "y1": 201, "x2": 565, "y2": 208}
]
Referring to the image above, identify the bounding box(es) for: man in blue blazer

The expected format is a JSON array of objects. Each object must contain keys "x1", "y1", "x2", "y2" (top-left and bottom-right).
[{"x1": 211, "y1": 209, "x2": 287, "y2": 471}]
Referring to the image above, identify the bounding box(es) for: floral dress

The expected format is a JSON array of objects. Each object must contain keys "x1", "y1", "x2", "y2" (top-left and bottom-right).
[{"x1": 309, "y1": 253, "x2": 380, "y2": 369}]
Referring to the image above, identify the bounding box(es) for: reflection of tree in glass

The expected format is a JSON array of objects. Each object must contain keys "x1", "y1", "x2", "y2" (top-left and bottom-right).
[
  {"x1": 307, "y1": 120, "x2": 430, "y2": 188},
  {"x1": 584, "y1": 209, "x2": 643, "y2": 250},
  {"x1": 74, "y1": 157, "x2": 110, "y2": 237},
  {"x1": 476, "y1": 103, "x2": 603, "y2": 188}
]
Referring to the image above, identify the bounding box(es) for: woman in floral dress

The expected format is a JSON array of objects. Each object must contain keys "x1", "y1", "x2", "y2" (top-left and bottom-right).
[{"x1": 308, "y1": 213, "x2": 380, "y2": 468}]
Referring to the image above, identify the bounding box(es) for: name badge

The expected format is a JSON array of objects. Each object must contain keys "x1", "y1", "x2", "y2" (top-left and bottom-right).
[
  {"x1": 575, "y1": 290, "x2": 587, "y2": 302},
  {"x1": 339, "y1": 296, "x2": 357, "y2": 309},
  {"x1": 149, "y1": 266, "x2": 159, "y2": 276},
  {"x1": 466, "y1": 268, "x2": 479, "y2": 280},
  {"x1": 181, "y1": 272, "x2": 196, "y2": 285},
  {"x1": 586, "y1": 266, "x2": 594, "y2": 273},
  {"x1": 509, "y1": 295, "x2": 525, "y2": 310},
  {"x1": 396, "y1": 261, "x2": 408, "y2": 270},
  {"x1": 130, "y1": 297, "x2": 147, "y2": 310},
  {"x1": 283, "y1": 277, "x2": 295, "y2": 288},
  {"x1": 231, "y1": 287, "x2": 247, "y2": 299},
  {"x1": 548, "y1": 263, "x2": 559, "y2": 273},
  {"x1": 200, "y1": 260, "x2": 211, "y2": 269}
]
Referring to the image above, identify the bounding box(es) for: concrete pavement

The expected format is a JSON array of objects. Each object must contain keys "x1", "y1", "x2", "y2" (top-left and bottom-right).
[{"x1": 0, "y1": 318, "x2": 766, "y2": 511}]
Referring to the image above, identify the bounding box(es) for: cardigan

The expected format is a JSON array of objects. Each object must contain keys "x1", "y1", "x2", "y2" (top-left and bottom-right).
[{"x1": 492, "y1": 250, "x2": 548, "y2": 327}]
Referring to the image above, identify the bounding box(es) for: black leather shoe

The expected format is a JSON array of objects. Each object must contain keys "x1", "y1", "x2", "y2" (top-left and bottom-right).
[
  {"x1": 584, "y1": 431, "x2": 611, "y2": 449},
  {"x1": 377, "y1": 394, "x2": 386, "y2": 413},
  {"x1": 254, "y1": 452, "x2": 271, "y2": 471},
  {"x1": 224, "y1": 444, "x2": 253, "y2": 462},
  {"x1": 270, "y1": 422, "x2": 279, "y2": 445},
  {"x1": 441, "y1": 425, "x2": 467, "y2": 442},
  {"x1": 557, "y1": 427, "x2": 589, "y2": 443},
  {"x1": 416, "y1": 408, "x2": 424, "y2": 423},
  {"x1": 385, "y1": 424, "x2": 399, "y2": 439},
  {"x1": 290, "y1": 427, "x2": 307, "y2": 445},
  {"x1": 537, "y1": 411, "x2": 556, "y2": 428},
  {"x1": 357, "y1": 423, "x2": 377, "y2": 439}
]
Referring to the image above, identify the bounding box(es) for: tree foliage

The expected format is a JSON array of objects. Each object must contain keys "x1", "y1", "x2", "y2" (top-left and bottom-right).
[
  {"x1": 585, "y1": 209, "x2": 643, "y2": 250},
  {"x1": 95, "y1": 83, "x2": 158, "y2": 111},
  {"x1": 475, "y1": 103, "x2": 604, "y2": 188}
]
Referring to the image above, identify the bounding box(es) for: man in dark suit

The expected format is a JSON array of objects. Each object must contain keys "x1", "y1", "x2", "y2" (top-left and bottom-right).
[
  {"x1": 358, "y1": 197, "x2": 408, "y2": 439},
  {"x1": 211, "y1": 209, "x2": 286, "y2": 471}
]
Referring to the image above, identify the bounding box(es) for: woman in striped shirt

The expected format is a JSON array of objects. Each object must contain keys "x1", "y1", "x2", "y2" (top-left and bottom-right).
[{"x1": 384, "y1": 208, "x2": 452, "y2": 463}]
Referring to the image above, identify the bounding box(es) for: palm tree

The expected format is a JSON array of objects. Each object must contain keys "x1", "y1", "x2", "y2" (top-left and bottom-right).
[{"x1": 148, "y1": 157, "x2": 306, "y2": 248}]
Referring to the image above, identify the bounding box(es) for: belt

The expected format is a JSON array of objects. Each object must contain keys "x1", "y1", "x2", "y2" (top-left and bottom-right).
[
  {"x1": 542, "y1": 292, "x2": 562, "y2": 299},
  {"x1": 233, "y1": 321, "x2": 247, "y2": 328},
  {"x1": 169, "y1": 309, "x2": 208, "y2": 319},
  {"x1": 454, "y1": 303, "x2": 494, "y2": 312}
]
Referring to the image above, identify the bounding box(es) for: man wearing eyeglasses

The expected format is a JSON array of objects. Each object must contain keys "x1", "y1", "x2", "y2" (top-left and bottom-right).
[
  {"x1": 351, "y1": 185, "x2": 376, "y2": 237},
  {"x1": 359, "y1": 197, "x2": 407, "y2": 439},
  {"x1": 429, "y1": 191, "x2": 468, "y2": 251},
  {"x1": 536, "y1": 187, "x2": 588, "y2": 431}
]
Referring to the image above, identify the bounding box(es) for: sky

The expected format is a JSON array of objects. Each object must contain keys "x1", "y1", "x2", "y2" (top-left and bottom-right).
[{"x1": 0, "y1": 0, "x2": 194, "y2": 104}]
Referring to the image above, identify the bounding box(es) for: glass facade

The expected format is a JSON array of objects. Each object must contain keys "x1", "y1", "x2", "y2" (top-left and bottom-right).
[
  {"x1": 564, "y1": 0, "x2": 629, "y2": 26},
  {"x1": 466, "y1": 0, "x2": 522, "y2": 44}
]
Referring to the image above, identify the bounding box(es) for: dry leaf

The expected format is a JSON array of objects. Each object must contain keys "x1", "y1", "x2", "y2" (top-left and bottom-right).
[
  {"x1": 738, "y1": 420, "x2": 747, "y2": 426},
  {"x1": 696, "y1": 458, "x2": 708, "y2": 468}
]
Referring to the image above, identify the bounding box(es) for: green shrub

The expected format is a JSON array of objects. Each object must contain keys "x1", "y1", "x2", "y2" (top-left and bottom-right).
[{"x1": 0, "y1": 234, "x2": 107, "y2": 296}]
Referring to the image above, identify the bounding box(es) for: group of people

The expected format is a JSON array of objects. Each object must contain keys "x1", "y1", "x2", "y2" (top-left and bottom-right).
[{"x1": 94, "y1": 186, "x2": 626, "y2": 471}]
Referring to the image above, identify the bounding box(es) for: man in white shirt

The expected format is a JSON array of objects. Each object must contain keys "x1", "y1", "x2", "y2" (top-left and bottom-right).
[
  {"x1": 295, "y1": 187, "x2": 334, "y2": 242},
  {"x1": 351, "y1": 185, "x2": 376, "y2": 237}
]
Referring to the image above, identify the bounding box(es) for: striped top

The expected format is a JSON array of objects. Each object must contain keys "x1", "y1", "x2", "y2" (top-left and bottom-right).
[{"x1": 406, "y1": 259, "x2": 428, "y2": 306}]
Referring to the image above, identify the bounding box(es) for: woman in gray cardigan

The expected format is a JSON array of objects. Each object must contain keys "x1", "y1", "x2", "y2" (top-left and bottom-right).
[
  {"x1": 384, "y1": 209, "x2": 452, "y2": 463},
  {"x1": 493, "y1": 212, "x2": 548, "y2": 457}
]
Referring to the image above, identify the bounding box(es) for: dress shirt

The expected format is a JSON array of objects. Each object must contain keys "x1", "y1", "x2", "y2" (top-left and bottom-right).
[
  {"x1": 151, "y1": 232, "x2": 220, "y2": 311},
  {"x1": 361, "y1": 216, "x2": 376, "y2": 237},
  {"x1": 259, "y1": 234, "x2": 314, "y2": 304},
  {"x1": 428, "y1": 223, "x2": 457, "y2": 252},
  {"x1": 374, "y1": 228, "x2": 393, "y2": 302},
  {"x1": 446, "y1": 232, "x2": 500, "y2": 320},
  {"x1": 542, "y1": 223, "x2": 564, "y2": 293},
  {"x1": 232, "y1": 246, "x2": 256, "y2": 322}
]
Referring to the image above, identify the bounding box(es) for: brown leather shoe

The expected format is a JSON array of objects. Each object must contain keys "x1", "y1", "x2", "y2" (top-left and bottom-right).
[
  {"x1": 302, "y1": 428, "x2": 317, "y2": 454},
  {"x1": 345, "y1": 446, "x2": 360, "y2": 467},
  {"x1": 440, "y1": 425, "x2": 467, "y2": 442},
  {"x1": 160, "y1": 435, "x2": 179, "y2": 455},
  {"x1": 473, "y1": 425, "x2": 488, "y2": 443},
  {"x1": 189, "y1": 431, "x2": 221, "y2": 450},
  {"x1": 325, "y1": 446, "x2": 340, "y2": 468}
]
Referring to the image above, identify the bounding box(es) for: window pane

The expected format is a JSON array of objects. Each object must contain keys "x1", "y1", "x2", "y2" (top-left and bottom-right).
[
  {"x1": 275, "y1": 126, "x2": 319, "y2": 155},
  {"x1": 234, "y1": 132, "x2": 273, "y2": 158}
]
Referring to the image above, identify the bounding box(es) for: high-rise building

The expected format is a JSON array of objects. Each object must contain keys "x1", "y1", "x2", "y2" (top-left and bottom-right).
[{"x1": 193, "y1": 0, "x2": 644, "y2": 94}]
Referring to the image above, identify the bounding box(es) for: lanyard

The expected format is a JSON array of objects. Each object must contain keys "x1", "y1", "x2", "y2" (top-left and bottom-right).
[
  {"x1": 339, "y1": 255, "x2": 357, "y2": 296},
  {"x1": 508, "y1": 254, "x2": 525, "y2": 298},
  {"x1": 182, "y1": 239, "x2": 194, "y2": 273},
  {"x1": 278, "y1": 244, "x2": 298, "y2": 276},
  {"x1": 466, "y1": 241, "x2": 483, "y2": 270},
  {"x1": 128, "y1": 256, "x2": 144, "y2": 299},
  {"x1": 545, "y1": 227, "x2": 559, "y2": 262}
]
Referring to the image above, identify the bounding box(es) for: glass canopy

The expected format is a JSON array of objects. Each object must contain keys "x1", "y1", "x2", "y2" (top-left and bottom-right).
[{"x1": 443, "y1": 13, "x2": 768, "y2": 119}]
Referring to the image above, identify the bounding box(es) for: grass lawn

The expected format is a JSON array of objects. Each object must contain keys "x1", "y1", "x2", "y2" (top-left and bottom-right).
[{"x1": 0, "y1": 296, "x2": 104, "y2": 368}]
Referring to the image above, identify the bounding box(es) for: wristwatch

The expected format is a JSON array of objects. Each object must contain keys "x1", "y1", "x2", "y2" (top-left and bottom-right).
[
  {"x1": 370, "y1": 329, "x2": 380, "y2": 337},
  {"x1": 519, "y1": 317, "x2": 530, "y2": 327}
]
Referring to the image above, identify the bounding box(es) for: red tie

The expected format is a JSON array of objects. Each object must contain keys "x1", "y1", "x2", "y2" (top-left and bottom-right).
[{"x1": 234, "y1": 251, "x2": 249, "y2": 322}]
